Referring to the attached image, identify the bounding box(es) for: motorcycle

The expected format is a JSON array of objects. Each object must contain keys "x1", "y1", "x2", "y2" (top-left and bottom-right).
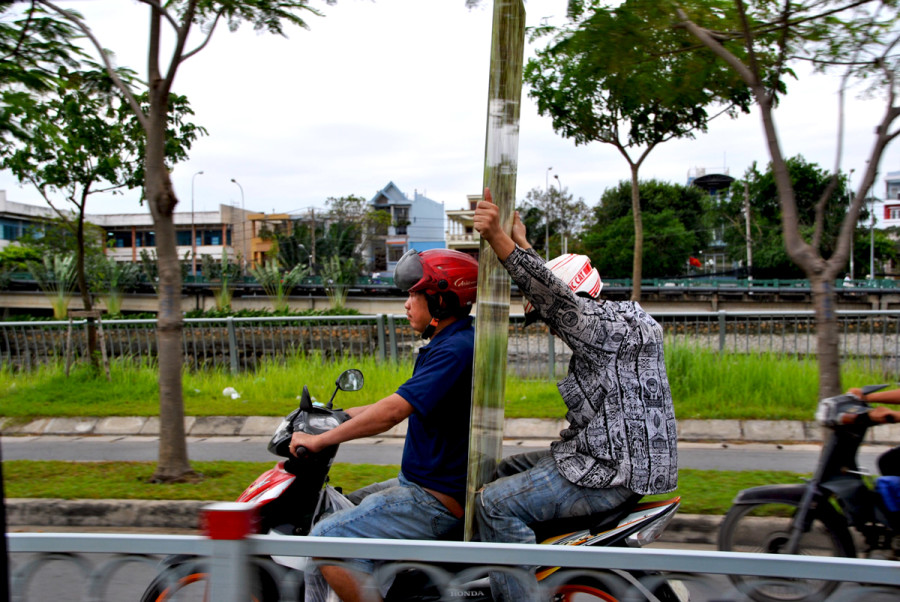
[
  {"x1": 142, "y1": 368, "x2": 685, "y2": 602},
  {"x1": 717, "y1": 384, "x2": 900, "y2": 602}
]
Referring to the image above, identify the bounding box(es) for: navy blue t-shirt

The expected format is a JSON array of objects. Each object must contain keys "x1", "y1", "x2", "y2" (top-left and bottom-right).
[{"x1": 396, "y1": 316, "x2": 474, "y2": 500}]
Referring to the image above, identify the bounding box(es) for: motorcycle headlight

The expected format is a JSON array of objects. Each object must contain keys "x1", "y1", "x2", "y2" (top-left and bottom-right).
[{"x1": 307, "y1": 415, "x2": 342, "y2": 431}]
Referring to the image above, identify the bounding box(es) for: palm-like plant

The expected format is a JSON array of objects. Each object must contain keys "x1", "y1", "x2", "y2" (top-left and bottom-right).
[
  {"x1": 319, "y1": 256, "x2": 359, "y2": 310},
  {"x1": 202, "y1": 250, "x2": 242, "y2": 311},
  {"x1": 90, "y1": 256, "x2": 140, "y2": 316},
  {"x1": 27, "y1": 253, "x2": 77, "y2": 319},
  {"x1": 249, "y1": 260, "x2": 309, "y2": 313}
]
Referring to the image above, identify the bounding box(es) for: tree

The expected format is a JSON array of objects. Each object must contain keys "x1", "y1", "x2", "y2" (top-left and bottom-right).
[
  {"x1": 526, "y1": 0, "x2": 755, "y2": 299},
  {"x1": 582, "y1": 179, "x2": 708, "y2": 277},
  {"x1": 28, "y1": 0, "x2": 332, "y2": 482},
  {"x1": 676, "y1": 0, "x2": 900, "y2": 398},
  {"x1": 0, "y1": 4, "x2": 85, "y2": 137},
  {"x1": 273, "y1": 195, "x2": 390, "y2": 277},
  {"x1": 1, "y1": 63, "x2": 203, "y2": 366},
  {"x1": 713, "y1": 157, "x2": 859, "y2": 279},
  {"x1": 519, "y1": 185, "x2": 592, "y2": 259}
]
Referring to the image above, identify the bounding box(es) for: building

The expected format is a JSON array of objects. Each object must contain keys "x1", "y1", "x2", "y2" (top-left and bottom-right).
[
  {"x1": 880, "y1": 171, "x2": 900, "y2": 228},
  {"x1": 248, "y1": 212, "x2": 292, "y2": 268},
  {"x1": 445, "y1": 193, "x2": 481, "y2": 259},
  {"x1": 0, "y1": 191, "x2": 56, "y2": 249},
  {"x1": 367, "y1": 182, "x2": 445, "y2": 272},
  {"x1": 0, "y1": 190, "x2": 252, "y2": 276}
]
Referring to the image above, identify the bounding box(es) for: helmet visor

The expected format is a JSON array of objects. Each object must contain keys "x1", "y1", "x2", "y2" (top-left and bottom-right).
[{"x1": 393, "y1": 249, "x2": 423, "y2": 292}]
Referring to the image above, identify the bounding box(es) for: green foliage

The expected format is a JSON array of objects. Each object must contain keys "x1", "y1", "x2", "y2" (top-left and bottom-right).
[
  {"x1": 581, "y1": 180, "x2": 707, "y2": 277},
  {"x1": 0, "y1": 345, "x2": 890, "y2": 421},
  {"x1": 0, "y1": 5, "x2": 86, "y2": 138},
  {"x1": 248, "y1": 259, "x2": 309, "y2": 312},
  {"x1": 0, "y1": 244, "x2": 42, "y2": 271},
  {"x1": 320, "y1": 255, "x2": 360, "y2": 310},
  {"x1": 1, "y1": 459, "x2": 804, "y2": 515},
  {"x1": 526, "y1": 0, "x2": 754, "y2": 150},
  {"x1": 26, "y1": 253, "x2": 77, "y2": 318},
  {"x1": 89, "y1": 256, "x2": 141, "y2": 316},
  {"x1": 717, "y1": 157, "x2": 860, "y2": 279},
  {"x1": 274, "y1": 197, "x2": 388, "y2": 275},
  {"x1": 12, "y1": 216, "x2": 106, "y2": 262},
  {"x1": 202, "y1": 250, "x2": 243, "y2": 311}
]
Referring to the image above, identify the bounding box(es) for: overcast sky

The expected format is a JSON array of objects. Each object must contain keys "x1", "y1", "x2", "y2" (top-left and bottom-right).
[{"x1": 2, "y1": 0, "x2": 899, "y2": 217}]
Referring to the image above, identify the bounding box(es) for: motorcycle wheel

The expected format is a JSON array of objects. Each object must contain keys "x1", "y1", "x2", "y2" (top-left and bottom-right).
[
  {"x1": 551, "y1": 579, "x2": 618, "y2": 601},
  {"x1": 140, "y1": 564, "x2": 282, "y2": 602},
  {"x1": 718, "y1": 501, "x2": 853, "y2": 602},
  {"x1": 550, "y1": 574, "x2": 684, "y2": 602}
]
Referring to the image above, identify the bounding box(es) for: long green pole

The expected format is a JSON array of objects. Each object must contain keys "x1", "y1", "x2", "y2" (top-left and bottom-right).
[{"x1": 464, "y1": 0, "x2": 526, "y2": 541}]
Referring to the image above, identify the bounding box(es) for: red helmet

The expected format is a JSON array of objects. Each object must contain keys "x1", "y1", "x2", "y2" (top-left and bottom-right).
[{"x1": 394, "y1": 249, "x2": 478, "y2": 317}]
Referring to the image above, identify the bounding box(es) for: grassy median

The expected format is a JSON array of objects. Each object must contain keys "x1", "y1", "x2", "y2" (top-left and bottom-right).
[{"x1": 1, "y1": 460, "x2": 809, "y2": 516}]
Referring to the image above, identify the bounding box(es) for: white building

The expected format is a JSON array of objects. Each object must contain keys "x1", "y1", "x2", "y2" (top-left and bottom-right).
[{"x1": 0, "y1": 190, "x2": 252, "y2": 275}]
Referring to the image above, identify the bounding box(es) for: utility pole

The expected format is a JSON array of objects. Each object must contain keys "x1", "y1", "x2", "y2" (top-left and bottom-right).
[
  {"x1": 191, "y1": 170, "x2": 203, "y2": 278},
  {"x1": 743, "y1": 181, "x2": 752, "y2": 282},
  {"x1": 849, "y1": 168, "x2": 855, "y2": 280},
  {"x1": 545, "y1": 166, "x2": 552, "y2": 260},
  {"x1": 309, "y1": 207, "x2": 316, "y2": 274},
  {"x1": 554, "y1": 174, "x2": 566, "y2": 254}
]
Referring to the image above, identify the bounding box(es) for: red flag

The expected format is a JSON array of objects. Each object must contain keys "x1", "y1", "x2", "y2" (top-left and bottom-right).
[{"x1": 689, "y1": 256, "x2": 702, "y2": 268}]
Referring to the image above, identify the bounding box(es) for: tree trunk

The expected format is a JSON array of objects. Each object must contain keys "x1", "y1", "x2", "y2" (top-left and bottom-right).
[
  {"x1": 630, "y1": 164, "x2": 643, "y2": 301},
  {"x1": 146, "y1": 81, "x2": 193, "y2": 483},
  {"x1": 810, "y1": 276, "x2": 842, "y2": 398},
  {"x1": 75, "y1": 212, "x2": 98, "y2": 370}
]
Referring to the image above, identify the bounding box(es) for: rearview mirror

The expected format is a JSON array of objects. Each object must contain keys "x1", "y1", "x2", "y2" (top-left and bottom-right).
[{"x1": 336, "y1": 369, "x2": 364, "y2": 392}]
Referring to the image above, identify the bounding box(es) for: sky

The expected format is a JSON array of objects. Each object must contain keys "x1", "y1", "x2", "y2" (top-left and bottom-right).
[{"x1": 2, "y1": 0, "x2": 899, "y2": 218}]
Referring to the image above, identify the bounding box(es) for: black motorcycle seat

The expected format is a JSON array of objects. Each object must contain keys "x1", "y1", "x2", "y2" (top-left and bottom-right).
[{"x1": 531, "y1": 493, "x2": 643, "y2": 542}]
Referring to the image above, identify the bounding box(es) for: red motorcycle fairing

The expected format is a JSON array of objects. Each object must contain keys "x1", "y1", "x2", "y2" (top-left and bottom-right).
[{"x1": 238, "y1": 461, "x2": 297, "y2": 505}]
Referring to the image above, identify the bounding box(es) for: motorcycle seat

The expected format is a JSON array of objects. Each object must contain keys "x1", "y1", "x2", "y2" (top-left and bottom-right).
[{"x1": 531, "y1": 493, "x2": 643, "y2": 542}]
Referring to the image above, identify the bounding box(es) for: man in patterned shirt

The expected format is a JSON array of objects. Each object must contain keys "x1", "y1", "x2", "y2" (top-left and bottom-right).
[{"x1": 473, "y1": 188, "x2": 677, "y2": 601}]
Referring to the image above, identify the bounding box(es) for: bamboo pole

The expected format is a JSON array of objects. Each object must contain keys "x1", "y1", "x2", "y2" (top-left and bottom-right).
[{"x1": 464, "y1": 0, "x2": 526, "y2": 541}]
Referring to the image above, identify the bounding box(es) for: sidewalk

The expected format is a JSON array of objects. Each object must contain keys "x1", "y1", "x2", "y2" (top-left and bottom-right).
[{"x1": 4, "y1": 415, "x2": 900, "y2": 444}]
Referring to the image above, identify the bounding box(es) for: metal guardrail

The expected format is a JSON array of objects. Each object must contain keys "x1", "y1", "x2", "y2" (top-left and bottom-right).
[
  {"x1": 8, "y1": 526, "x2": 900, "y2": 601},
  {"x1": 4, "y1": 310, "x2": 900, "y2": 376}
]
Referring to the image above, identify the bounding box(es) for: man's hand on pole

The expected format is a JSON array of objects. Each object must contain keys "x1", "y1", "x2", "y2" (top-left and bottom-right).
[{"x1": 474, "y1": 187, "x2": 517, "y2": 261}]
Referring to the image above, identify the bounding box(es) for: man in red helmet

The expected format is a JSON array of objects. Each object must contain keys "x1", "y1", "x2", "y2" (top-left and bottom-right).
[
  {"x1": 291, "y1": 248, "x2": 478, "y2": 602},
  {"x1": 474, "y1": 189, "x2": 677, "y2": 601}
]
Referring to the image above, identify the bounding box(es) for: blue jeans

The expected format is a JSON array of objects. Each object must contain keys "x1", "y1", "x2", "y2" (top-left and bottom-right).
[
  {"x1": 475, "y1": 450, "x2": 635, "y2": 602},
  {"x1": 304, "y1": 473, "x2": 462, "y2": 602}
]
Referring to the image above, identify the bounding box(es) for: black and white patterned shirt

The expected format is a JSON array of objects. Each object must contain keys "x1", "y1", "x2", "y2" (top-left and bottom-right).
[{"x1": 502, "y1": 247, "x2": 678, "y2": 495}]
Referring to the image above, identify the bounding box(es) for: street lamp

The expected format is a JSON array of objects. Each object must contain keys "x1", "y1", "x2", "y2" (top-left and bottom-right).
[
  {"x1": 191, "y1": 170, "x2": 204, "y2": 278},
  {"x1": 231, "y1": 178, "x2": 245, "y2": 268},
  {"x1": 545, "y1": 167, "x2": 553, "y2": 260},
  {"x1": 553, "y1": 174, "x2": 566, "y2": 254},
  {"x1": 848, "y1": 168, "x2": 855, "y2": 280}
]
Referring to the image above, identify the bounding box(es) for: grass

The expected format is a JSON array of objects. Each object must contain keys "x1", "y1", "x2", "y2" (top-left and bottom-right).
[
  {"x1": 2, "y1": 460, "x2": 810, "y2": 516},
  {"x1": 0, "y1": 346, "x2": 882, "y2": 515},
  {"x1": 0, "y1": 344, "x2": 891, "y2": 421}
]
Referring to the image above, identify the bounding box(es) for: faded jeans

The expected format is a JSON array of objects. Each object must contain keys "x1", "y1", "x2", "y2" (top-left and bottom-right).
[
  {"x1": 304, "y1": 473, "x2": 461, "y2": 602},
  {"x1": 474, "y1": 450, "x2": 635, "y2": 602}
]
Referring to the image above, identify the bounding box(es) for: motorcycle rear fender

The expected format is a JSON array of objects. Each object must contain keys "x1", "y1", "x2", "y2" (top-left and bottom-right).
[
  {"x1": 730, "y1": 483, "x2": 857, "y2": 556},
  {"x1": 730, "y1": 483, "x2": 809, "y2": 506}
]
